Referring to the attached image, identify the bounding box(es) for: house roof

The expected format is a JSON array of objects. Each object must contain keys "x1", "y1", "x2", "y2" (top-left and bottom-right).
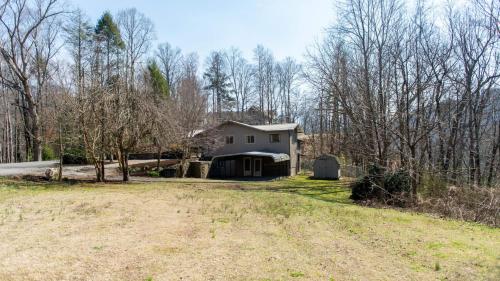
[
  {"x1": 212, "y1": 151, "x2": 290, "y2": 163},
  {"x1": 222, "y1": 120, "x2": 299, "y2": 132},
  {"x1": 192, "y1": 120, "x2": 300, "y2": 138}
]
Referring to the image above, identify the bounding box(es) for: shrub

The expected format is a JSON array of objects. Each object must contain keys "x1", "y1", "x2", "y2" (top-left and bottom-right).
[
  {"x1": 62, "y1": 148, "x2": 88, "y2": 165},
  {"x1": 42, "y1": 145, "x2": 56, "y2": 160},
  {"x1": 147, "y1": 171, "x2": 160, "y2": 177},
  {"x1": 350, "y1": 164, "x2": 411, "y2": 205},
  {"x1": 384, "y1": 169, "x2": 411, "y2": 194},
  {"x1": 419, "y1": 173, "x2": 448, "y2": 197},
  {"x1": 350, "y1": 163, "x2": 384, "y2": 201},
  {"x1": 417, "y1": 186, "x2": 500, "y2": 227},
  {"x1": 350, "y1": 176, "x2": 379, "y2": 201}
]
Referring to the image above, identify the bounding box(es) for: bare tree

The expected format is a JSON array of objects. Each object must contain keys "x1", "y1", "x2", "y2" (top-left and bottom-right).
[
  {"x1": 156, "y1": 42, "x2": 182, "y2": 96},
  {"x1": 117, "y1": 8, "x2": 155, "y2": 91},
  {"x1": 253, "y1": 45, "x2": 276, "y2": 124},
  {"x1": 447, "y1": 0, "x2": 499, "y2": 185},
  {"x1": 304, "y1": 0, "x2": 500, "y2": 189},
  {"x1": 0, "y1": 0, "x2": 63, "y2": 161},
  {"x1": 276, "y1": 57, "x2": 301, "y2": 122},
  {"x1": 225, "y1": 47, "x2": 253, "y2": 116}
]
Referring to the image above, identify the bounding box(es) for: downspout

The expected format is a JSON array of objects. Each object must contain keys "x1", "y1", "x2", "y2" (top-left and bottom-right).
[{"x1": 288, "y1": 129, "x2": 291, "y2": 176}]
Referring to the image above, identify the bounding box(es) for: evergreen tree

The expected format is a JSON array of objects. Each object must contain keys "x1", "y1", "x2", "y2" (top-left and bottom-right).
[
  {"x1": 95, "y1": 12, "x2": 125, "y2": 49},
  {"x1": 148, "y1": 61, "x2": 170, "y2": 97},
  {"x1": 95, "y1": 12, "x2": 124, "y2": 85},
  {"x1": 203, "y1": 51, "x2": 232, "y2": 117}
]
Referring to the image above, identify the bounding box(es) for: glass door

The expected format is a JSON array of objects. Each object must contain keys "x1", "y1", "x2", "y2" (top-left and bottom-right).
[
  {"x1": 253, "y1": 158, "x2": 262, "y2": 177},
  {"x1": 244, "y1": 157, "x2": 252, "y2": 176}
]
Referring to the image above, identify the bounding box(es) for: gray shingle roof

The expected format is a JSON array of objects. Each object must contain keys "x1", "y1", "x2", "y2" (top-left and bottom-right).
[{"x1": 226, "y1": 121, "x2": 298, "y2": 132}]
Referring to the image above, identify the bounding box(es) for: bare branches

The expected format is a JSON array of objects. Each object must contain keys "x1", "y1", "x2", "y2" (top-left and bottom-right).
[
  {"x1": 117, "y1": 8, "x2": 155, "y2": 91},
  {"x1": 0, "y1": 0, "x2": 63, "y2": 161},
  {"x1": 304, "y1": 0, "x2": 500, "y2": 188},
  {"x1": 156, "y1": 42, "x2": 182, "y2": 96}
]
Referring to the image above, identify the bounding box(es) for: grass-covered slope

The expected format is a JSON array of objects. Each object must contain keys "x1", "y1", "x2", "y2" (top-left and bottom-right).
[{"x1": 0, "y1": 177, "x2": 498, "y2": 280}]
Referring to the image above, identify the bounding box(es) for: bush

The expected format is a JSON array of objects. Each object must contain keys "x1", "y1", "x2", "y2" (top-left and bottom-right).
[
  {"x1": 419, "y1": 173, "x2": 448, "y2": 197},
  {"x1": 62, "y1": 148, "x2": 88, "y2": 165},
  {"x1": 42, "y1": 145, "x2": 56, "y2": 160},
  {"x1": 350, "y1": 176, "x2": 380, "y2": 201},
  {"x1": 417, "y1": 186, "x2": 500, "y2": 227},
  {"x1": 350, "y1": 164, "x2": 384, "y2": 201},
  {"x1": 384, "y1": 169, "x2": 411, "y2": 194},
  {"x1": 350, "y1": 164, "x2": 411, "y2": 205},
  {"x1": 147, "y1": 171, "x2": 160, "y2": 177}
]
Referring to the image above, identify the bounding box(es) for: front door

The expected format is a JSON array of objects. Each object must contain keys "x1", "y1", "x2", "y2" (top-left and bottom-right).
[
  {"x1": 244, "y1": 157, "x2": 252, "y2": 176},
  {"x1": 253, "y1": 158, "x2": 262, "y2": 177}
]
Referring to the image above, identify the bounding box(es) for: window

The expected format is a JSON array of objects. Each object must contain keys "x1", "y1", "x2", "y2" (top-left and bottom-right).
[
  {"x1": 225, "y1": 136, "x2": 234, "y2": 144},
  {"x1": 269, "y1": 134, "x2": 280, "y2": 143},
  {"x1": 246, "y1": 135, "x2": 255, "y2": 144}
]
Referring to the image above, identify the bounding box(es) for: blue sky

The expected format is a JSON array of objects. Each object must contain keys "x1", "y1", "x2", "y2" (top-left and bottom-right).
[{"x1": 69, "y1": 0, "x2": 335, "y2": 63}]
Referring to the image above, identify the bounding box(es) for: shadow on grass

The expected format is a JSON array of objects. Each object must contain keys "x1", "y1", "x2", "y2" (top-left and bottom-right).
[{"x1": 0, "y1": 175, "x2": 354, "y2": 206}]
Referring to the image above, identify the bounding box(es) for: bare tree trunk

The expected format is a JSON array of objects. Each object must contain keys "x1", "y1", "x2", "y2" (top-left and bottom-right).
[
  {"x1": 487, "y1": 122, "x2": 499, "y2": 186},
  {"x1": 120, "y1": 151, "x2": 129, "y2": 182},
  {"x1": 156, "y1": 145, "x2": 162, "y2": 171},
  {"x1": 58, "y1": 122, "x2": 63, "y2": 181},
  {"x1": 319, "y1": 94, "x2": 324, "y2": 154}
]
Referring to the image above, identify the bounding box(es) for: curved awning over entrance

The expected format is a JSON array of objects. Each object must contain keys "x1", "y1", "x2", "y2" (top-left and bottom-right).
[{"x1": 212, "y1": 151, "x2": 290, "y2": 163}]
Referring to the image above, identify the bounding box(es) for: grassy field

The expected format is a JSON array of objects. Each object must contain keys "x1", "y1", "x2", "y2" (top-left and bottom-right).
[{"x1": 0, "y1": 176, "x2": 498, "y2": 281}]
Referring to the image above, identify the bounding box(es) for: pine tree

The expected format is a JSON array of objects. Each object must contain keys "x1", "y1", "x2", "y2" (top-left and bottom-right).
[
  {"x1": 203, "y1": 51, "x2": 232, "y2": 118},
  {"x1": 95, "y1": 12, "x2": 125, "y2": 49},
  {"x1": 148, "y1": 61, "x2": 170, "y2": 97}
]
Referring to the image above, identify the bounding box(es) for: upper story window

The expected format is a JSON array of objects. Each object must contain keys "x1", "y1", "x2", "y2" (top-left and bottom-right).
[
  {"x1": 225, "y1": 136, "x2": 234, "y2": 144},
  {"x1": 246, "y1": 135, "x2": 255, "y2": 144},
  {"x1": 269, "y1": 134, "x2": 280, "y2": 143}
]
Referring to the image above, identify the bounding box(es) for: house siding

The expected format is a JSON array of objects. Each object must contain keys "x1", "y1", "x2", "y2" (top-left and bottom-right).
[
  {"x1": 208, "y1": 123, "x2": 299, "y2": 177},
  {"x1": 212, "y1": 124, "x2": 291, "y2": 156}
]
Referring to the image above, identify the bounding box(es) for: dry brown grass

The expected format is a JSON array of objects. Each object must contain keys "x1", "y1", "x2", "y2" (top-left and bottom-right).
[{"x1": 0, "y1": 178, "x2": 498, "y2": 281}]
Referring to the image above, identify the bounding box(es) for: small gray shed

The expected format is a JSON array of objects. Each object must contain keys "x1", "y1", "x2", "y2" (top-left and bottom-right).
[{"x1": 313, "y1": 154, "x2": 341, "y2": 179}]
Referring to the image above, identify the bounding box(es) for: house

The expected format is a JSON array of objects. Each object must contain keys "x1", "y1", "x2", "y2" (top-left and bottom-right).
[{"x1": 202, "y1": 121, "x2": 303, "y2": 178}]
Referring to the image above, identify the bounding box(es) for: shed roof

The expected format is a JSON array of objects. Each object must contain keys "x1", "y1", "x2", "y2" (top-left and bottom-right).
[
  {"x1": 316, "y1": 154, "x2": 341, "y2": 162},
  {"x1": 212, "y1": 151, "x2": 290, "y2": 163}
]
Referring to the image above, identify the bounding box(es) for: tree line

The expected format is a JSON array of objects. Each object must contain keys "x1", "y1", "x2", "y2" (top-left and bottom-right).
[
  {"x1": 304, "y1": 0, "x2": 499, "y2": 190},
  {"x1": 0, "y1": 0, "x2": 303, "y2": 181},
  {"x1": 0, "y1": 0, "x2": 498, "y2": 189}
]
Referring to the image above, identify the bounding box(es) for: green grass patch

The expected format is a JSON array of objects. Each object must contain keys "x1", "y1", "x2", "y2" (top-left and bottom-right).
[
  {"x1": 249, "y1": 175, "x2": 353, "y2": 205},
  {"x1": 427, "y1": 242, "x2": 445, "y2": 250},
  {"x1": 289, "y1": 271, "x2": 305, "y2": 278}
]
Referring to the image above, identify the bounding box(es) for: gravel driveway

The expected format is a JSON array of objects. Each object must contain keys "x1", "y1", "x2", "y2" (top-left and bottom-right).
[
  {"x1": 0, "y1": 161, "x2": 59, "y2": 176},
  {"x1": 0, "y1": 160, "x2": 163, "y2": 180}
]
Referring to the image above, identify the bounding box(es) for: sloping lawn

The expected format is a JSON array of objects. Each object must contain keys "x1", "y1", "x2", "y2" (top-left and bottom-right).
[{"x1": 0, "y1": 176, "x2": 498, "y2": 281}]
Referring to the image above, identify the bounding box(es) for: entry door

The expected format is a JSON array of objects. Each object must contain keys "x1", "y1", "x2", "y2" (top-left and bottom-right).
[
  {"x1": 253, "y1": 158, "x2": 262, "y2": 177},
  {"x1": 244, "y1": 157, "x2": 252, "y2": 176}
]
